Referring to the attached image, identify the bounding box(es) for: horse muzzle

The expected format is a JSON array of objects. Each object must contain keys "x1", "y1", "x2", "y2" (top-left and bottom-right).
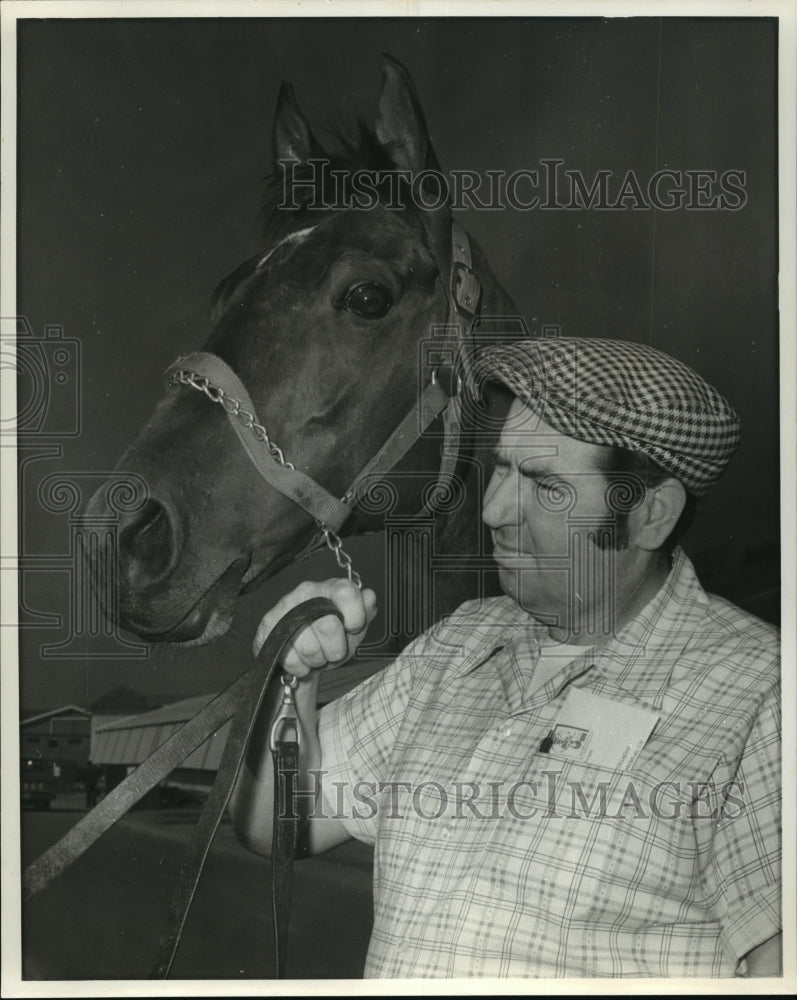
[{"x1": 83, "y1": 481, "x2": 245, "y2": 643}]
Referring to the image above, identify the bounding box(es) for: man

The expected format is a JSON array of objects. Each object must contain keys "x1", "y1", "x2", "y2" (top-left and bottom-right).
[{"x1": 230, "y1": 337, "x2": 781, "y2": 978}]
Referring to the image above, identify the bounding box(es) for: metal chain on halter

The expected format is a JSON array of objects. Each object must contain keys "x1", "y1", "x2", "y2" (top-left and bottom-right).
[
  {"x1": 169, "y1": 369, "x2": 362, "y2": 589},
  {"x1": 170, "y1": 369, "x2": 296, "y2": 470},
  {"x1": 321, "y1": 526, "x2": 361, "y2": 589}
]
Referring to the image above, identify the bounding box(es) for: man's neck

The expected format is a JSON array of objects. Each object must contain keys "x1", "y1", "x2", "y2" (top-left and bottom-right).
[{"x1": 545, "y1": 550, "x2": 673, "y2": 647}]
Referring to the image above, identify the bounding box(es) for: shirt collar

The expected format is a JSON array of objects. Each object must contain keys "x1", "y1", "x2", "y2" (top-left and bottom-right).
[
  {"x1": 452, "y1": 548, "x2": 706, "y2": 712},
  {"x1": 449, "y1": 596, "x2": 535, "y2": 680},
  {"x1": 589, "y1": 547, "x2": 709, "y2": 709}
]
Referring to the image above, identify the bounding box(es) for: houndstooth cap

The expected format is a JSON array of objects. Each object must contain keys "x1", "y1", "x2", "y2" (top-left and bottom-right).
[{"x1": 472, "y1": 338, "x2": 741, "y2": 497}]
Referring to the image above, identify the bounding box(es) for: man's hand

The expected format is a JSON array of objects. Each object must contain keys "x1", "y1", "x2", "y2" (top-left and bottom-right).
[
  {"x1": 230, "y1": 578, "x2": 374, "y2": 858},
  {"x1": 252, "y1": 578, "x2": 378, "y2": 677}
]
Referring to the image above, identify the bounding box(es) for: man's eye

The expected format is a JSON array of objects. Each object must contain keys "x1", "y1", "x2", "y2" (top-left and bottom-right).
[
  {"x1": 342, "y1": 283, "x2": 392, "y2": 318},
  {"x1": 534, "y1": 476, "x2": 577, "y2": 512}
]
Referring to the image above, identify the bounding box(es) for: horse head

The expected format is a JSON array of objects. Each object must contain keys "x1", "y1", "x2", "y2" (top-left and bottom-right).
[{"x1": 86, "y1": 55, "x2": 518, "y2": 645}]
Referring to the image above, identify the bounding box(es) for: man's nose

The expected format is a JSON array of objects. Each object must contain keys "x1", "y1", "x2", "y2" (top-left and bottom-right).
[{"x1": 482, "y1": 471, "x2": 513, "y2": 529}]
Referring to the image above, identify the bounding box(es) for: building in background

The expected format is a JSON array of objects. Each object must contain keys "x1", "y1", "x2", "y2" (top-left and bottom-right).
[
  {"x1": 19, "y1": 689, "x2": 169, "y2": 799},
  {"x1": 88, "y1": 685, "x2": 169, "y2": 767},
  {"x1": 92, "y1": 694, "x2": 230, "y2": 804},
  {"x1": 17, "y1": 662, "x2": 389, "y2": 808},
  {"x1": 91, "y1": 661, "x2": 385, "y2": 803},
  {"x1": 19, "y1": 705, "x2": 92, "y2": 791}
]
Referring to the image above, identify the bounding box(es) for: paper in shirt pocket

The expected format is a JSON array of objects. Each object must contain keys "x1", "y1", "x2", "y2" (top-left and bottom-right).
[{"x1": 547, "y1": 688, "x2": 659, "y2": 771}]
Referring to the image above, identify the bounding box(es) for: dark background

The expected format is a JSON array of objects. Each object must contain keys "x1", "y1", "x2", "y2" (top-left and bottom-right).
[{"x1": 15, "y1": 15, "x2": 779, "y2": 712}]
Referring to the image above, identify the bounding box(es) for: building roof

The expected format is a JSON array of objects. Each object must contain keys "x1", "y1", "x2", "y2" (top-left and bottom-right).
[
  {"x1": 96, "y1": 694, "x2": 217, "y2": 732},
  {"x1": 21, "y1": 705, "x2": 91, "y2": 727},
  {"x1": 92, "y1": 693, "x2": 230, "y2": 770}
]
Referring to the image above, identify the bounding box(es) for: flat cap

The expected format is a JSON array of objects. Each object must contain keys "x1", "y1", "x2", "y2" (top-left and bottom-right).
[{"x1": 472, "y1": 337, "x2": 741, "y2": 496}]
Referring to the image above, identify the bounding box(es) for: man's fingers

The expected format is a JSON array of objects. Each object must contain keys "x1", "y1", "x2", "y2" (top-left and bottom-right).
[
  {"x1": 310, "y1": 614, "x2": 350, "y2": 664},
  {"x1": 252, "y1": 579, "x2": 378, "y2": 673},
  {"x1": 324, "y1": 579, "x2": 369, "y2": 633},
  {"x1": 362, "y1": 588, "x2": 378, "y2": 625},
  {"x1": 251, "y1": 580, "x2": 338, "y2": 656},
  {"x1": 281, "y1": 620, "x2": 331, "y2": 675}
]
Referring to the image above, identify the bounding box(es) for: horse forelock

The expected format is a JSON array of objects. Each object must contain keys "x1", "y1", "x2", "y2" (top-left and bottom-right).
[
  {"x1": 259, "y1": 118, "x2": 444, "y2": 241},
  {"x1": 212, "y1": 124, "x2": 450, "y2": 322}
]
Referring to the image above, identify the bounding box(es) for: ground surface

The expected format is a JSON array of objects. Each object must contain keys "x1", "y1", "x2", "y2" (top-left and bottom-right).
[{"x1": 19, "y1": 792, "x2": 374, "y2": 981}]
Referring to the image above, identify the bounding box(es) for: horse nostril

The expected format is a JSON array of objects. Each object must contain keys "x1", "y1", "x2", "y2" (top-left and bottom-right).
[{"x1": 119, "y1": 498, "x2": 177, "y2": 587}]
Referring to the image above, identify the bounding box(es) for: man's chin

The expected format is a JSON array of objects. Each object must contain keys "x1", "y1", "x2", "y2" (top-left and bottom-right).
[
  {"x1": 498, "y1": 568, "x2": 560, "y2": 626},
  {"x1": 498, "y1": 564, "x2": 538, "y2": 603},
  {"x1": 499, "y1": 569, "x2": 544, "y2": 619},
  {"x1": 496, "y1": 566, "x2": 520, "y2": 601}
]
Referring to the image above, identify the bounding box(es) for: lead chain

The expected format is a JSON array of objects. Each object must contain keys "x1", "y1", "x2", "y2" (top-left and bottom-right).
[
  {"x1": 321, "y1": 525, "x2": 362, "y2": 590},
  {"x1": 169, "y1": 370, "x2": 295, "y2": 469},
  {"x1": 169, "y1": 367, "x2": 362, "y2": 589}
]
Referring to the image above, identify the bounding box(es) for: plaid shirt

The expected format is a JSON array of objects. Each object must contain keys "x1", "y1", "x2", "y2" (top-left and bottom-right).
[{"x1": 318, "y1": 549, "x2": 781, "y2": 978}]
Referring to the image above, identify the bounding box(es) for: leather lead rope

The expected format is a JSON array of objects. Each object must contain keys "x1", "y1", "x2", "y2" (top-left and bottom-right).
[
  {"x1": 268, "y1": 671, "x2": 303, "y2": 978},
  {"x1": 23, "y1": 597, "x2": 341, "y2": 980},
  {"x1": 272, "y1": 733, "x2": 301, "y2": 976},
  {"x1": 149, "y1": 597, "x2": 339, "y2": 979}
]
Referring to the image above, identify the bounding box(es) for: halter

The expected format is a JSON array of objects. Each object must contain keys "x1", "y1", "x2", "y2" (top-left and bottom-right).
[{"x1": 164, "y1": 220, "x2": 483, "y2": 576}]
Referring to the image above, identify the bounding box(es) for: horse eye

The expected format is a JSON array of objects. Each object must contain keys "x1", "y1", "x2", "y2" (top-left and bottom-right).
[{"x1": 343, "y1": 283, "x2": 392, "y2": 319}]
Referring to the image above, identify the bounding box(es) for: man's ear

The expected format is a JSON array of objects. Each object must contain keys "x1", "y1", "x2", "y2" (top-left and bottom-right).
[{"x1": 629, "y1": 478, "x2": 687, "y2": 551}]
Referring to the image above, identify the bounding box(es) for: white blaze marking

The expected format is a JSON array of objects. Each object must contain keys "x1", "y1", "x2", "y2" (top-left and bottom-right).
[{"x1": 256, "y1": 226, "x2": 317, "y2": 270}]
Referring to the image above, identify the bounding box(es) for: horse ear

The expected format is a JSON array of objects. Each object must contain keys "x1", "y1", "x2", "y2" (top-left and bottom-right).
[
  {"x1": 374, "y1": 54, "x2": 441, "y2": 174},
  {"x1": 272, "y1": 82, "x2": 326, "y2": 165}
]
